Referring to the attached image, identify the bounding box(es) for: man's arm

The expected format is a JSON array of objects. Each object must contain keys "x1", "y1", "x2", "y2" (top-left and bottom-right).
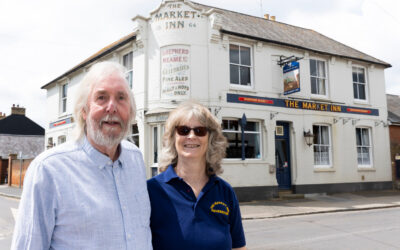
[{"x1": 11, "y1": 160, "x2": 57, "y2": 250}]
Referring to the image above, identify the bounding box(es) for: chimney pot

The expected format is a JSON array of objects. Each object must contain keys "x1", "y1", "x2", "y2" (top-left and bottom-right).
[
  {"x1": 264, "y1": 14, "x2": 269, "y2": 20},
  {"x1": 271, "y1": 16, "x2": 276, "y2": 21}
]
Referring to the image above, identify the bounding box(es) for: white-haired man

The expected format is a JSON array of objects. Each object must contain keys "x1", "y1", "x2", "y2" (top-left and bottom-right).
[{"x1": 12, "y1": 62, "x2": 152, "y2": 249}]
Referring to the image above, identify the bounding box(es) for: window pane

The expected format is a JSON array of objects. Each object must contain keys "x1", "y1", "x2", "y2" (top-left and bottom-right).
[
  {"x1": 310, "y1": 59, "x2": 317, "y2": 76},
  {"x1": 126, "y1": 71, "x2": 133, "y2": 89},
  {"x1": 358, "y1": 84, "x2": 366, "y2": 100},
  {"x1": 62, "y1": 84, "x2": 67, "y2": 98},
  {"x1": 320, "y1": 126, "x2": 329, "y2": 145},
  {"x1": 62, "y1": 99, "x2": 67, "y2": 113},
  {"x1": 240, "y1": 66, "x2": 251, "y2": 86},
  {"x1": 361, "y1": 128, "x2": 370, "y2": 146},
  {"x1": 223, "y1": 120, "x2": 239, "y2": 131},
  {"x1": 244, "y1": 133, "x2": 261, "y2": 158},
  {"x1": 318, "y1": 78, "x2": 326, "y2": 95},
  {"x1": 317, "y1": 61, "x2": 326, "y2": 77},
  {"x1": 151, "y1": 167, "x2": 158, "y2": 177},
  {"x1": 358, "y1": 69, "x2": 365, "y2": 83},
  {"x1": 132, "y1": 124, "x2": 139, "y2": 134},
  {"x1": 313, "y1": 126, "x2": 319, "y2": 144},
  {"x1": 243, "y1": 121, "x2": 258, "y2": 132},
  {"x1": 230, "y1": 64, "x2": 239, "y2": 84},
  {"x1": 153, "y1": 127, "x2": 158, "y2": 163},
  {"x1": 356, "y1": 128, "x2": 362, "y2": 146},
  {"x1": 311, "y1": 77, "x2": 317, "y2": 94},
  {"x1": 240, "y1": 46, "x2": 251, "y2": 66},
  {"x1": 123, "y1": 52, "x2": 133, "y2": 69},
  {"x1": 320, "y1": 146, "x2": 330, "y2": 164},
  {"x1": 224, "y1": 131, "x2": 242, "y2": 158},
  {"x1": 229, "y1": 44, "x2": 239, "y2": 64},
  {"x1": 353, "y1": 83, "x2": 359, "y2": 99},
  {"x1": 352, "y1": 71, "x2": 358, "y2": 82}
]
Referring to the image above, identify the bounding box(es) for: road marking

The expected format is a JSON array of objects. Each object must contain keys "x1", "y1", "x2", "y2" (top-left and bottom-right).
[{"x1": 11, "y1": 208, "x2": 18, "y2": 222}]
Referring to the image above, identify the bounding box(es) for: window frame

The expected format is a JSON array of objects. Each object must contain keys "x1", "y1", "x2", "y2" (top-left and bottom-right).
[
  {"x1": 229, "y1": 43, "x2": 253, "y2": 89},
  {"x1": 355, "y1": 127, "x2": 373, "y2": 168},
  {"x1": 59, "y1": 82, "x2": 68, "y2": 115},
  {"x1": 352, "y1": 66, "x2": 368, "y2": 102},
  {"x1": 150, "y1": 123, "x2": 165, "y2": 176},
  {"x1": 309, "y1": 58, "x2": 329, "y2": 98},
  {"x1": 222, "y1": 118, "x2": 262, "y2": 160},
  {"x1": 312, "y1": 124, "x2": 332, "y2": 168},
  {"x1": 57, "y1": 135, "x2": 66, "y2": 145},
  {"x1": 127, "y1": 124, "x2": 140, "y2": 147},
  {"x1": 122, "y1": 51, "x2": 133, "y2": 89}
]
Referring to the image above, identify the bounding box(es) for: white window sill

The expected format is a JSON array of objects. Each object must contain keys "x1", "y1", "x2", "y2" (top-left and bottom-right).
[
  {"x1": 353, "y1": 99, "x2": 370, "y2": 106},
  {"x1": 229, "y1": 85, "x2": 256, "y2": 93},
  {"x1": 314, "y1": 167, "x2": 335, "y2": 172},
  {"x1": 310, "y1": 95, "x2": 330, "y2": 102},
  {"x1": 357, "y1": 167, "x2": 375, "y2": 172}
]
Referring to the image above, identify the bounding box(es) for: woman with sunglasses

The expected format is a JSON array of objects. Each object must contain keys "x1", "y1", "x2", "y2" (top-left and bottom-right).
[{"x1": 147, "y1": 101, "x2": 246, "y2": 250}]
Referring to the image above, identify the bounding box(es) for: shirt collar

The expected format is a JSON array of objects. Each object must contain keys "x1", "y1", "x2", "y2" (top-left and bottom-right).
[
  {"x1": 161, "y1": 164, "x2": 219, "y2": 184},
  {"x1": 81, "y1": 137, "x2": 123, "y2": 170},
  {"x1": 160, "y1": 165, "x2": 181, "y2": 183}
]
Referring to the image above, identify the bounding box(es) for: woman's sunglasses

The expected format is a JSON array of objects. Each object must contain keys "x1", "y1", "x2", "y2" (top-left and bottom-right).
[{"x1": 175, "y1": 126, "x2": 208, "y2": 137}]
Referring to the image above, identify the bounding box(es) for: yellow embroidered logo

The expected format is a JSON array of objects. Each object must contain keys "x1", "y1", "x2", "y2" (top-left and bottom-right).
[{"x1": 210, "y1": 201, "x2": 229, "y2": 216}]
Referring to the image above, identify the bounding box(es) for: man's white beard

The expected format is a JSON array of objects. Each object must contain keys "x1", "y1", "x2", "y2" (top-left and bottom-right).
[{"x1": 86, "y1": 114, "x2": 128, "y2": 148}]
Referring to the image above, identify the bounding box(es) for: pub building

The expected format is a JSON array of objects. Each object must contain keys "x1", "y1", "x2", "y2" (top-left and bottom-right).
[{"x1": 41, "y1": 0, "x2": 392, "y2": 201}]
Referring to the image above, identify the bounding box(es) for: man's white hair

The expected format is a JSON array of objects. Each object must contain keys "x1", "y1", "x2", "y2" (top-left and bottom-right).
[{"x1": 72, "y1": 61, "x2": 136, "y2": 141}]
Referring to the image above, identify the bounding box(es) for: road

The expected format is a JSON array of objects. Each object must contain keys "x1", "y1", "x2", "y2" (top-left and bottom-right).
[
  {"x1": 0, "y1": 196, "x2": 18, "y2": 250},
  {"x1": 1, "y1": 197, "x2": 400, "y2": 250},
  {"x1": 243, "y1": 207, "x2": 400, "y2": 250}
]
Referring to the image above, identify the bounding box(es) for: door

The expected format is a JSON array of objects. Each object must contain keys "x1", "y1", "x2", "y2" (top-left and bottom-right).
[{"x1": 275, "y1": 121, "x2": 292, "y2": 189}]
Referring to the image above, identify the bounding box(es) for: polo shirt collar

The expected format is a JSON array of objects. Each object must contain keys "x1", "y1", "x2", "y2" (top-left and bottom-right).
[
  {"x1": 160, "y1": 165, "x2": 181, "y2": 183},
  {"x1": 81, "y1": 137, "x2": 123, "y2": 170},
  {"x1": 161, "y1": 164, "x2": 219, "y2": 184}
]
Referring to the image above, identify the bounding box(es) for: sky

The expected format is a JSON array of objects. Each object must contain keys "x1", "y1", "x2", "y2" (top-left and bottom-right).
[{"x1": 0, "y1": 0, "x2": 399, "y2": 128}]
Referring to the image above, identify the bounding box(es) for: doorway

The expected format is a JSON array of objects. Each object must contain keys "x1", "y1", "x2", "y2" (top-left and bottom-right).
[{"x1": 275, "y1": 121, "x2": 292, "y2": 189}]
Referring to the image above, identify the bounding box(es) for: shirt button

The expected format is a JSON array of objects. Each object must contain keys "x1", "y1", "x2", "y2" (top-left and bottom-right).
[
  {"x1": 123, "y1": 206, "x2": 127, "y2": 210},
  {"x1": 127, "y1": 234, "x2": 131, "y2": 239}
]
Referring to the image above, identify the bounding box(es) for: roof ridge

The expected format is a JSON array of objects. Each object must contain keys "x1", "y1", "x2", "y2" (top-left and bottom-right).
[{"x1": 190, "y1": 1, "x2": 315, "y2": 32}]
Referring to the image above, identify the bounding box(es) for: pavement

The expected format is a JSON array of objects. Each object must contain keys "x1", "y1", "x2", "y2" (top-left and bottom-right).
[{"x1": 2, "y1": 184, "x2": 400, "y2": 220}]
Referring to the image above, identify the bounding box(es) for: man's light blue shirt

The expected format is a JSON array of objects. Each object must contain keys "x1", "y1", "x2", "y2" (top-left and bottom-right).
[{"x1": 11, "y1": 138, "x2": 152, "y2": 250}]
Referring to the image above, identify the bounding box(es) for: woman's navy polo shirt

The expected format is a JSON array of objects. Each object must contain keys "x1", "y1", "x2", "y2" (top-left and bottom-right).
[{"x1": 147, "y1": 165, "x2": 246, "y2": 250}]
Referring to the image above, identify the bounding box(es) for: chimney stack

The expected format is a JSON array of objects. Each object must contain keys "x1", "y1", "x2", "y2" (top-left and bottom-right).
[
  {"x1": 0, "y1": 112, "x2": 5, "y2": 120},
  {"x1": 264, "y1": 13, "x2": 276, "y2": 21},
  {"x1": 11, "y1": 104, "x2": 26, "y2": 116}
]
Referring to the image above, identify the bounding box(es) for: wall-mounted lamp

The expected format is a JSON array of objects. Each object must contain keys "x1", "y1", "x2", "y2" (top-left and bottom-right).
[{"x1": 303, "y1": 130, "x2": 314, "y2": 147}]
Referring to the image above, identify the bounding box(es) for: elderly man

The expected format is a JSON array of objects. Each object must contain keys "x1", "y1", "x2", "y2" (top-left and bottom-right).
[{"x1": 11, "y1": 62, "x2": 152, "y2": 249}]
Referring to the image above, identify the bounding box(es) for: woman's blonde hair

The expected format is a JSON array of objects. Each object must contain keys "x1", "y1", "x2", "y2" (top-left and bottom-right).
[{"x1": 159, "y1": 100, "x2": 227, "y2": 176}]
